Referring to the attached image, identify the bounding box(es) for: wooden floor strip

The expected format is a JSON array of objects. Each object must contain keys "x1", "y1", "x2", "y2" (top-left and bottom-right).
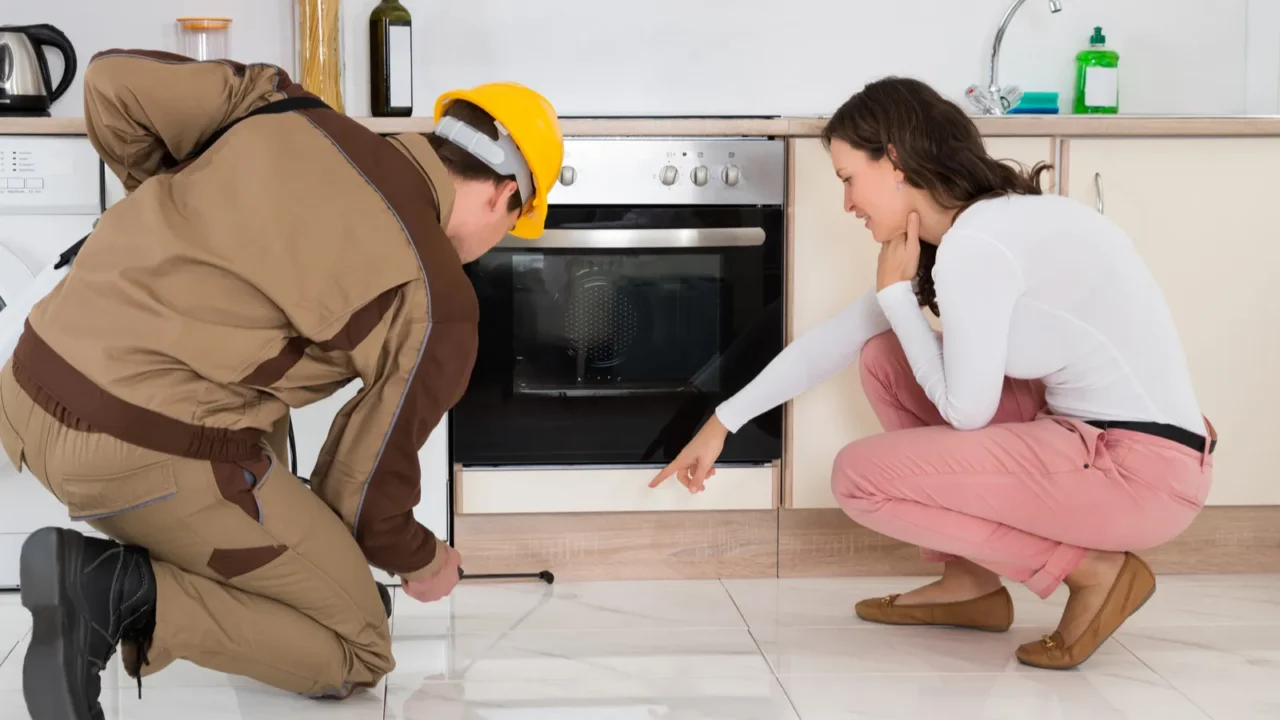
[
  {"x1": 778, "y1": 507, "x2": 1280, "y2": 577},
  {"x1": 454, "y1": 510, "x2": 779, "y2": 581},
  {"x1": 452, "y1": 506, "x2": 1279, "y2": 580}
]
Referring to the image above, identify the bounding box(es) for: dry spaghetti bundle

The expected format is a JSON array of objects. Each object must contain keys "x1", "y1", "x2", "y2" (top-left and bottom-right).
[{"x1": 296, "y1": 0, "x2": 344, "y2": 112}]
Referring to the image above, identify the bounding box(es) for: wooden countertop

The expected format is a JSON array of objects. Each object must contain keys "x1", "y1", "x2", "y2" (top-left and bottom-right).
[{"x1": 6, "y1": 114, "x2": 1280, "y2": 137}]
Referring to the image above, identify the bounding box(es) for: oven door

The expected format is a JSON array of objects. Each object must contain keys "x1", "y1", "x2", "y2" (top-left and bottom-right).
[{"x1": 452, "y1": 204, "x2": 784, "y2": 467}]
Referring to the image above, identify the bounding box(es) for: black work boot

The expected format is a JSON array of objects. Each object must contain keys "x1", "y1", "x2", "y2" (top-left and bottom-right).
[{"x1": 19, "y1": 527, "x2": 158, "y2": 720}]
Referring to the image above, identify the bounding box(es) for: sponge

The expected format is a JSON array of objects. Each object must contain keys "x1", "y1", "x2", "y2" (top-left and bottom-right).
[{"x1": 1008, "y1": 91, "x2": 1060, "y2": 114}]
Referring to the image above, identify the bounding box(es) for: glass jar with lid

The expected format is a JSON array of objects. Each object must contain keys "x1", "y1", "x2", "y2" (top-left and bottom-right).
[{"x1": 176, "y1": 18, "x2": 232, "y2": 61}]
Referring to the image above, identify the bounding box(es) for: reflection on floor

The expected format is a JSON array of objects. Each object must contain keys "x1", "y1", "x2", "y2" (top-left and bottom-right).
[{"x1": 3, "y1": 574, "x2": 1278, "y2": 719}]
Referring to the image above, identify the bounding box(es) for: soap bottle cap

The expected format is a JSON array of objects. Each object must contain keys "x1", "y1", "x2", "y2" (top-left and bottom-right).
[{"x1": 1090, "y1": 26, "x2": 1106, "y2": 46}]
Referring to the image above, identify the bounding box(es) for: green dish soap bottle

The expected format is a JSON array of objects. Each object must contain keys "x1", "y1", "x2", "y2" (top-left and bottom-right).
[{"x1": 1073, "y1": 26, "x2": 1119, "y2": 114}]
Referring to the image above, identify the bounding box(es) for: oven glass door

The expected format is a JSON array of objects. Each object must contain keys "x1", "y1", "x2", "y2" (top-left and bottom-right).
[{"x1": 453, "y1": 205, "x2": 783, "y2": 467}]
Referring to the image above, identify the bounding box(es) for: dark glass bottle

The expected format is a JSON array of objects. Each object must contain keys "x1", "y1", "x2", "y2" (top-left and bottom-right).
[{"x1": 369, "y1": 0, "x2": 413, "y2": 117}]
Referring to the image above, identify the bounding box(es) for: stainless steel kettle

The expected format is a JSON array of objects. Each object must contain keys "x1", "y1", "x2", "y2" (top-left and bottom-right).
[{"x1": 0, "y1": 24, "x2": 77, "y2": 116}]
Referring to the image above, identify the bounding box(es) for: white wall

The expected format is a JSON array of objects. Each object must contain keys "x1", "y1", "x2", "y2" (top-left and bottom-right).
[
  {"x1": 8, "y1": 0, "x2": 1275, "y2": 118},
  {"x1": 1246, "y1": 0, "x2": 1280, "y2": 114}
]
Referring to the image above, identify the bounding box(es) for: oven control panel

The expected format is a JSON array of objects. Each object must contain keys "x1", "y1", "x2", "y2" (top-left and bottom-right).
[{"x1": 546, "y1": 138, "x2": 785, "y2": 206}]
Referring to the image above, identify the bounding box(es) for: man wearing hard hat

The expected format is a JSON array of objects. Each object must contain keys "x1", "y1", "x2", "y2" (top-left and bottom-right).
[{"x1": 0, "y1": 48, "x2": 563, "y2": 719}]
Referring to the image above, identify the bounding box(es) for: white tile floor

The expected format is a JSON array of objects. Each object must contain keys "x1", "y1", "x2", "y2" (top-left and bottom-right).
[{"x1": 2, "y1": 574, "x2": 1279, "y2": 719}]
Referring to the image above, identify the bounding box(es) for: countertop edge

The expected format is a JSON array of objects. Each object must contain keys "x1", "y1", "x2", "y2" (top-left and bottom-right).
[{"x1": 7, "y1": 115, "x2": 1280, "y2": 137}]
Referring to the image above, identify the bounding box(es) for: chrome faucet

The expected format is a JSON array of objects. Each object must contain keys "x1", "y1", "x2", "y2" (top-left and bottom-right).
[{"x1": 966, "y1": 0, "x2": 1063, "y2": 115}]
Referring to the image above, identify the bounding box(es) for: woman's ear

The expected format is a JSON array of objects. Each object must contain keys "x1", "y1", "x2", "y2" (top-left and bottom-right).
[{"x1": 884, "y1": 143, "x2": 906, "y2": 185}]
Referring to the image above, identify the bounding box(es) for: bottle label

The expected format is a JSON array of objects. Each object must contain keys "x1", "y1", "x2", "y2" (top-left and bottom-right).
[
  {"x1": 1084, "y1": 66, "x2": 1118, "y2": 108},
  {"x1": 389, "y1": 24, "x2": 413, "y2": 108}
]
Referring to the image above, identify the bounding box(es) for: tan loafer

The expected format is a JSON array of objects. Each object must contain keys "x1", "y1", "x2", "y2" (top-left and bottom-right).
[
  {"x1": 854, "y1": 586, "x2": 1014, "y2": 632},
  {"x1": 1016, "y1": 552, "x2": 1156, "y2": 670}
]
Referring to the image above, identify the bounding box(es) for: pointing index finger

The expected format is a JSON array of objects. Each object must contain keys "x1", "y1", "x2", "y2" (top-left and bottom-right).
[{"x1": 649, "y1": 463, "x2": 677, "y2": 488}]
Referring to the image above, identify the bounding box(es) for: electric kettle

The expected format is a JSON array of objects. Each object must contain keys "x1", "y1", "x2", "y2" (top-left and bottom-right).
[{"x1": 0, "y1": 24, "x2": 77, "y2": 116}]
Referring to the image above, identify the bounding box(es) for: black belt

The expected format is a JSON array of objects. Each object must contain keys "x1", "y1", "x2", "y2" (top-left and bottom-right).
[{"x1": 1085, "y1": 420, "x2": 1216, "y2": 455}]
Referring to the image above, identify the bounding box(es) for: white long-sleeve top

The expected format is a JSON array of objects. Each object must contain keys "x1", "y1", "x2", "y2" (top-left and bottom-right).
[{"x1": 716, "y1": 193, "x2": 1205, "y2": 436}]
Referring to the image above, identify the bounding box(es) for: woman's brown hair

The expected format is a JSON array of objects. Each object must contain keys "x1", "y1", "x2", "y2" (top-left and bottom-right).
[{"x1": 820, "y1": 77, "x2": 1051, "y2": 315}]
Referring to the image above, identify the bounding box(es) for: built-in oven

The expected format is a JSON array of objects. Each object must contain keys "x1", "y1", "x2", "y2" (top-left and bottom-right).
[{"x1": 451, "y1": 137, "x2": 785, "y2": 470}]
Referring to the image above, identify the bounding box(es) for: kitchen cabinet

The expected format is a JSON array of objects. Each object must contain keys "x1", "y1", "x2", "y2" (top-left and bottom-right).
[
  {"x1": 1062, "y1": 137, "x2": 1279, "y2": 505},
  {"x1": 787, "y1": 136, "x2": 1057, "y2": 509}
]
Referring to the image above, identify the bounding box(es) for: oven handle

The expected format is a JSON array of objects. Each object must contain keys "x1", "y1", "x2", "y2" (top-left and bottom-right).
[{"x1": 499, "y1": 227, "x2": 767, "y2": 249}]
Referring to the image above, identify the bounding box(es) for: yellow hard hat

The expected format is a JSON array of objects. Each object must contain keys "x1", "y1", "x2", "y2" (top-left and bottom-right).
[{"x1": 434, "y1": 82, "x2": 564, "y2": 239}]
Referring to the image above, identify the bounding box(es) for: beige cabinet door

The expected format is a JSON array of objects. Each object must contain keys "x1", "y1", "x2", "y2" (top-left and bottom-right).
[
  {"x1": 1063, "y1": 137, "x2": 1280, "y2": 506},
  {"x1": 787, "y1": 136, "x2": 1056, "y2": 509}
]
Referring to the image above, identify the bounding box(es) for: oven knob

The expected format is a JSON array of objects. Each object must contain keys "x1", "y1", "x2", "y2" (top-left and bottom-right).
[
  {"x1": 721, "y1": 164, "x2": 742, "y2": 186},
  {"x1": 559, "y1": 166, "x2": 577, "y2": 186},
  {"x1": 691, "y1": 165, "x2": 709, "y2": 186},
  {"x1": 659, "y1": 165, "x2": 679, "y2": 186}
]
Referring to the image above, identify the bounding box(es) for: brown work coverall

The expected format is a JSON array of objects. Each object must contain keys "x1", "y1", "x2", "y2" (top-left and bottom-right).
[{"x1": 0, "y1": 50, "x2": 477, "y2": 697}]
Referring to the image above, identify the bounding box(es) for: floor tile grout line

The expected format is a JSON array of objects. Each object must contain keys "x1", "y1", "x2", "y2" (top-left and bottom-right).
[
  {"x1": 391, "y1": 625, "x2": 776, "y2": 639},
  {"x1": 719, "y1": 578, "x2": 803, "y2": 718},
  {"x1": 1112, "y1": 634, "x2": 1216, "y2": 720},
  {"x1": 0, "y1": 640, "x2": 19, "y2": 670}
]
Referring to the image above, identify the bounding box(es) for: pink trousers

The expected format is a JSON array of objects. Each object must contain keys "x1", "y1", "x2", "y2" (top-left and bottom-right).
[{"x1": 832, "y1": 331, "x2": 1213, "y2": 599}]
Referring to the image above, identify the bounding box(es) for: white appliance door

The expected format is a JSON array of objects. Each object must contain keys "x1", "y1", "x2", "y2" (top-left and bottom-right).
[
  {"x1": 0, "y1": 136, "x2": 103, "y2": 588},
  {"x1": 288, "y1": 382, "x2": 451, "y2": 587},
  {"x1": 0, "y1": 231, "x2": 100, "y2": 589},
  {"x1": 0, "y1": 214, "x2": 93, "y2": 273},
  {"x1": 0, "y1": 242, "x2": 77, "y2": 370},
  {"x1": 0, "y1": 242, "x2": 34, "y2": 309}
]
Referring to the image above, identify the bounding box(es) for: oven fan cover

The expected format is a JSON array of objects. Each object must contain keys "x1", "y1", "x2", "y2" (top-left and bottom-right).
[{"x1": 561, "y1": 264, "x2": 648, "y2": 369}]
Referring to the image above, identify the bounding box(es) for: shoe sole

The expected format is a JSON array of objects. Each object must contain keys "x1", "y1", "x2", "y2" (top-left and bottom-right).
[
  {"x1": 854, "y1": 613, "x2": 1013, "y2": 633},
  {"x1": 1016, "y1": 577, "x2": 1157, "y2": 671},
  {"x1": 20, "y1": 527, "x2": 90, "y2": 720},
  {"x1": 854, "y1": 590, "x2": 1016, "y2": 633}
]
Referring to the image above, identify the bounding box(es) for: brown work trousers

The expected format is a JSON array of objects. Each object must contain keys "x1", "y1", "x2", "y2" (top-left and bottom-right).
[{"x1": 0, "y1": 364, "x2": 393, "y2": 697}]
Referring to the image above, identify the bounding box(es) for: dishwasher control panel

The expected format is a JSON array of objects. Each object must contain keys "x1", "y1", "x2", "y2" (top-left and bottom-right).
[{"x1": 0, "y1": 136, "x2": 101, "y2": 215}]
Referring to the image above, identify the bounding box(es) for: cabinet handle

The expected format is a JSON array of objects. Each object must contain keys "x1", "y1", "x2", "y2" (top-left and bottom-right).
[{"x1": 1094, "y1": 172, "x2": 1104, "y2": 214}]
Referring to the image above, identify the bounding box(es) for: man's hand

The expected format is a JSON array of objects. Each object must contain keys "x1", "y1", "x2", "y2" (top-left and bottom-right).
[{"x1": 400, "y1": 544, "x2": 463, "y2": 603}]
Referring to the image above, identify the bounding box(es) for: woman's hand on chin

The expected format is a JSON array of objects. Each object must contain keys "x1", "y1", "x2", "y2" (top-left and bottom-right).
[{"x1": 876, "y1": 211, "x2": 921, "y2": 291}]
